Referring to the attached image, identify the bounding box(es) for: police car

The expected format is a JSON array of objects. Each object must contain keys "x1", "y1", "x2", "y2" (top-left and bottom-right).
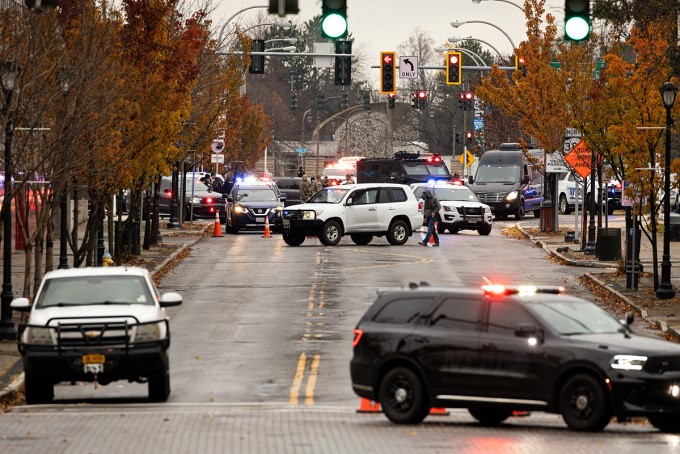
[
  {"x1": 224, "y1": 177, "x2": 285, "y2": 233},
  {"x1": 411, "y1": 181, "x2": 493, "y2": 235}
]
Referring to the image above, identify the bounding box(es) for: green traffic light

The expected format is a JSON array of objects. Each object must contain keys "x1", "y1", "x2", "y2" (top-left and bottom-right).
[
  {"x1": 322, "y1": 13, "x2": 347, "y2": 39},
  {"x1": 565, "y1": 17, "x2": 589, "y2": 41}
]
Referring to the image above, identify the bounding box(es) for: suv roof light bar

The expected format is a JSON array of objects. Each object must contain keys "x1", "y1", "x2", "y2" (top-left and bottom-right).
[{"x1": 481, "y1": 284, "x2": 566, "y2": 296}]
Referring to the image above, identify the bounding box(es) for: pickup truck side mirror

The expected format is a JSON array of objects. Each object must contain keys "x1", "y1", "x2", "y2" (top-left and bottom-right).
[
  {"x1": 10, "y1": 297, "x2": 31, "y2": 312},
  {"x1": 346, "y1": 197, "x2": 353, "y2": 206},
  {"x1": 468, "y1": 175, "x2": 473, "y2": 185}
]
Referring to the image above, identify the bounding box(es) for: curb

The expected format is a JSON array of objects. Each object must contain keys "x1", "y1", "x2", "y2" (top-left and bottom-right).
[{"x1": 0, "y1": 232, "x2": 205, "y2": 406}]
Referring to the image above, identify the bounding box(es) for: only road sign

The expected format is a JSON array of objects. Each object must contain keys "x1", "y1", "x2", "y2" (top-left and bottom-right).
[{"x1": 399, "y1": 56, "x2": 418, "y2": 79}]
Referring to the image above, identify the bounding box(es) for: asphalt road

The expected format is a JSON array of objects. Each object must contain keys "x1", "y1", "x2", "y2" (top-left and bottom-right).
[{"x1": 2, "y1": 216, "x2": 678, "y2": 453}]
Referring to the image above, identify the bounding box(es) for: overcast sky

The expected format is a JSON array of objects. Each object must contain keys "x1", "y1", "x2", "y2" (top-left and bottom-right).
[{"x1": 217, "y1": 0, "x2": 565, "y2": 68}]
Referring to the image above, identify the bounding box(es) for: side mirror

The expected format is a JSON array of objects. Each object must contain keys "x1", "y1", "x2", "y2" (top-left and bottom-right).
[
  {"x1": 346, "y1": 197, "x2": 353, "y2": 206},
  {"x1": 468, "y1": 175, "x2": 473, "y2": 185},
  {"x1": 226, "y1": 197, "x2": 234, "y2": 203},
  {"x1": 621, "y1": 311, "x2": 634, "y2": 326},
  {"x1": 522, "y1": 175, "x2": 530, "y2": 184},
  {"x1": 279, "y1": 196, "x2": 287, "y2": 202},
  {"x1": 10, "y1": 297, "x2": 31, "y2": 312},
  {"x1": 159, "y1": 292, "x2": 182, "y2": 307}
]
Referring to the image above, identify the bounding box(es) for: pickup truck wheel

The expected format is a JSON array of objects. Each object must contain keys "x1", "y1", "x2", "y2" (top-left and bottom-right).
[
  {"x1": 350, "y1": 234, "x2": 372, "y2": 245},
  {"x1": 559, "y1": 194, "x2": 571, "y2": 214},
  {"x1": 283, "y1": 231, "x2": 305, "y2": 246},
  {"x1": 148, "y1": 367, "x2": 171, "y2": 402},
  {"x1": 319, "y1": 220, "x2": 342, "y2": 246},
  {"x1": 25, "y1": 371, "x2": 53, "y2": 404},
  {"x1": 387, "y1": 220, "x2": 409, "y2": 245}
]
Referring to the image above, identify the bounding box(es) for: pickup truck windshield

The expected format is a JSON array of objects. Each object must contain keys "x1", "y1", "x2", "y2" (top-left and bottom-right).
[
  {"x1": 36, "y1": 276, "x2": 155, "y2": 308},
  {"x1": 475, "y1": 165, "x2": 521, "y2": 183}
]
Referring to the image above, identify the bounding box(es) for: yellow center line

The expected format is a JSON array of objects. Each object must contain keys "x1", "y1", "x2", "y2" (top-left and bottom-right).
[
  {"x1": 304, "y1": 354, "x2": 321, "y2": 406},
  {"x1": 289, "y1": 352, "x2": 307, "y2": 405}
]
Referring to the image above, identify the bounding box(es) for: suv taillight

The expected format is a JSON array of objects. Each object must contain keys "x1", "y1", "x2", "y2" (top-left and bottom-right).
[
  {"x1": 418, "y1": 201, "x2": 423, "y2": 211},
  {"x1": 352, "y1": 328, "x2": 363, "y2": 347}
]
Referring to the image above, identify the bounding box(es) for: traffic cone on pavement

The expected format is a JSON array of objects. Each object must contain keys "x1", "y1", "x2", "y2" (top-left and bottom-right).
[
  {"x1": 357, "y1": 398, "x2": 381, "y2": 413},
  {"x1": 262, "y1": 216, "x2": 272, "y2": 238},
  {"x1": 212, "y1": 211, "x2": 222, "y2": 237}
]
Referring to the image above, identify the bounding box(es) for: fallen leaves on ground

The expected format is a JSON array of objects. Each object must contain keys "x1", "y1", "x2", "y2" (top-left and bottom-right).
[
  {"x1": 152, "y1": 247, "x2": 192, "y2": 285},
  {"x1": 501, "y1": 226, "x2": 528, "y2": 240},
  {"x1": 0, "y1": 383, "x2": 24, "y2": 412}
]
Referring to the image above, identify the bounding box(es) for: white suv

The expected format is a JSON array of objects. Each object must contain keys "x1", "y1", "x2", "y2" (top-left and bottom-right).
[
  {"x1": 411, "y1": 182, "x2": 493, "y2": 235},
  {"x1": 273, "y1": 183, "x2": 422, "y2": 246},
  {"x1": 11, "y1": 267, "x2": 182, "y2": 404}
]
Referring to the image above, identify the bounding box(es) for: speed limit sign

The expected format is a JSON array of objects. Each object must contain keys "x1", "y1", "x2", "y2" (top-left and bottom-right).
[{"x1": 211, "y1": 139, "x2": 224, "y2": 153}]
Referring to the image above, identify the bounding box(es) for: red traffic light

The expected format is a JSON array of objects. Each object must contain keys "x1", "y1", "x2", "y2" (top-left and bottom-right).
[
  {"x1": 418, "y1": 90, "x2": 427, "y2": 98},
  {"x1": 466, "y1": 132, "x2": 473, "y2": 139},
  {"x1": 518, "y1": 56, "x2": 526, "y2": 65},
  {"x1": 388, "y1": 93, "x2": 396, "y2": 99},
  {"x1": 464, "y1": 91, "x2": 473, "y2": 100},
  {"x1": 449, "y1": 55, "x2": 459, "y2": 64},
  {"x1": 383, "y1": 54, "x2": 393, "y2": 64}
]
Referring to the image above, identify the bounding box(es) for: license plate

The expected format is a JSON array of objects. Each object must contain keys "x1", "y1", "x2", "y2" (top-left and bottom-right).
[
  {"x1": 468, "y1": 218, "x2": 480, "y2": 223},
  {"x1": 282, "y1": 219, "x2": 290, "y2": 228},
  {"x1": 83, "y1": 353, "x2": 105, "y2": 364},
  {"x1": 256, "y1": 217, "x2": 265, "y2": 223}
]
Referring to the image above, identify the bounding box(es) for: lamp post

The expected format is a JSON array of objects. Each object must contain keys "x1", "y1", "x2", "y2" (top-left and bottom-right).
[
  {"x1": 656, "y1": 81, "x2": 678, "y2": 299},
  {"x1": 57, "y1": 67, "x2": 73, "y2": 268},
  {"x1": 451, "y1": 20, "x2": 516, "y2": 52},
  {"x1": 471, "y1": 0, "x2": 524, "y2": 13},
  {"x1": 434, "y1": 46, "x2": 486, "y2": 66},
  {"x1": 0, "y1": 60, "x2": 19, "y2": 340},
  {"x1": 584, "y1": 143, "x2": 597, "y2": 254},
  {"x1": 447, "y1": 37, "x2": 504, "y2": 61}
]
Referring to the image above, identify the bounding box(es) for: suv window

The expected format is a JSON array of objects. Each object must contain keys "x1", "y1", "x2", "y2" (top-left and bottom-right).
[
  {"x1": 373, "y1": 297, "x2": 433, "y2": 324},
  {"x1": 390, "y1": 187, "x2": 408, "y2": 202},
  {"x1": 429, "y1": 297, "x2": 484, "y2": 331},
  {"x1": 412, "y1": 186, "x2": 425, "y2": 199},
  {"x1": 486, "y1": 302, "x2": 536, "y2": 336},
  {"x1": 378, "y1": 188, "x2": 391, "y2": 203},
  {"x1": 353, "y1": 188, "x2": 378, "y2": 205}
]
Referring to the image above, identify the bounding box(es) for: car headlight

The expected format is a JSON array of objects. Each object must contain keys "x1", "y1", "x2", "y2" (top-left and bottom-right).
[
  {"x1": 505, "y1": 191, "x2": 518, "y2": 201},
  {"x1": 302, "y1": 210, "x2": 317, "y2": 219},
  {"x1": 135, "y1": 322, "x2": 163, "y2": 342},
  {"x1": 189, "y1": 197, "x2": 202, "y2": 204},
  {"x1": 233, "y1": 204, "x2": 248, "y2": 214},
  {"x1": 611, "y1": 354, "x2": 647, "y2": 370},
  {"x1": 25, "y1": 326, "x2": 54, "y2": 345},
  {"x1": 443, "y1": 206, "x2": 454, "y2": 212}
]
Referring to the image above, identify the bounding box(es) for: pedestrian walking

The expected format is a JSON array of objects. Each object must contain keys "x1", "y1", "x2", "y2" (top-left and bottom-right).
[
  {"x1": 418, "y1": 188, "x2": 441, "y2": 247},
  {"x1": 300, "y1": 175, "x2": 311, "y2": 202},
  {"x1": 298, "y1": 166, "x2": 305, "y2": 177}
]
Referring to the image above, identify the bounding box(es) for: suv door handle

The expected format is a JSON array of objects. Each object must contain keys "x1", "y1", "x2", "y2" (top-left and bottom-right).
[
  {"x1": 413, "y1": 337, "x2": 428, "y2": 344},
  {"x1": 388, "y1": 207, "x2": 396, "y2": 210},
  {"x1": 481, "y1": 343, "x2": 497, "y2": 350},
  {"x1": 368, "y1": 208, "x2": 377, "y2": 211}
]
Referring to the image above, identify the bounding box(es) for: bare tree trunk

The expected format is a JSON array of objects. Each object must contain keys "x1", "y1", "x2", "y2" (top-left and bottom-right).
[
  {"x1": 150, "y1": 177, "x2": 161, "y2": 247},
  {"x1": 45, "y1": 213, "x2": 54, "y2": 273},
  {"x1": 143, "y1": 190, "x2": 151, "y2": 250},
  {"x1": 22, "y1": 243, "x2": 32, "y2": 299},
  {"x1": 33, "y1": 227, "x2": 44, "y2": 298}
]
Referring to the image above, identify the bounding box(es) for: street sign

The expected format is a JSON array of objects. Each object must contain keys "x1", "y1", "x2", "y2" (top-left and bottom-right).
[
  {"x1": 211, "y1": 153, "x2": 224, "y2": 164},
  {"x1": 313, "y1": 42, "x2": 334, "y2": 68},
  {"x1": 546, "y1": 151, "x2": 569, "y2": 173},
  {"x1": 211, "y1": 139, "x2": 224, "y2": 153},
  {"x1": 398, "y1": 56, "x2": 418, "y2": 79},
  {"x1": 458, "y1": 149, "x2": 475, "y2": 168},
  {"x1": 621, "y1": 180, "x2": 633, "y2": 207},
  {"x1": 564, "y1": 139, "x2": 592, "y2": 178},
  {"x1": 296, "y1": 147, "x2": 308, "y2": 154}
]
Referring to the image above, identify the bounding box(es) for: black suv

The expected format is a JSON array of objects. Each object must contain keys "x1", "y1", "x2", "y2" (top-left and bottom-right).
[
  {"x1": 351, "y1": 284, "x2": 680, "y2": 432},
  {"x1": 224, "y1": 182, "x2": 285, "y2": 233}
]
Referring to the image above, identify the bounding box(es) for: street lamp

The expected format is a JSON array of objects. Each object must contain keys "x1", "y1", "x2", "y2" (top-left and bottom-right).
[
  {"x1": 0, "y1": 60, "x2": 20, "y2": 340},
  {"x1": 242, "y1": 20, "x2": 293, "y2": 34},
  {"x1": 657, "y1": 81, "x2": 678, "y2": 299},
  {"x1": 451, "y1": 20, "x2": 516, "y2": 52},
  {"x1": 448, "y1": 37, "x2": 504, "y2": 61},
  {"x1": 434, "y1": 46, "x2": 485, "y2": 66},
  {"x1": 57, "y1": 67, "x2": 73, "y2": 268},
  {"x1": 471, "y1": 0, "x2": 524, "y2": 13}
]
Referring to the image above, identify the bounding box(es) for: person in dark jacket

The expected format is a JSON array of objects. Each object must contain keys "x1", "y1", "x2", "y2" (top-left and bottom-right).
[{"x1": 418, "y1": 188, "x2": 441, "y2": 247}]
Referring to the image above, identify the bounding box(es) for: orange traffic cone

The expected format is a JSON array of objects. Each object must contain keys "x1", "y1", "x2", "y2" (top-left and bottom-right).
[
  {"x1": 212, "y1": 211, "x2": 222, "y2": 237},
  {"x1": 429, "y1": 222, "x2": 437, "y2": 244},
  {"x1": 429, "y1": 407, "x2": 450, "y2": 416},
  {"x1": 262, "y1": 216, "x2": 272, "y2": 238},
  {"x1": 357, "y1": 398, "x2": 381, "y2": 413}
]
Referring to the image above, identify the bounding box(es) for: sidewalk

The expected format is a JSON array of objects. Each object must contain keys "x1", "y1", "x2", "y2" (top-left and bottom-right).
[
  {"x1": 514, "y1": 216, "x2": 680, "y2": 340},
  {"x1": 0, "y1": 220, "x2": 212, "y2": 409}
]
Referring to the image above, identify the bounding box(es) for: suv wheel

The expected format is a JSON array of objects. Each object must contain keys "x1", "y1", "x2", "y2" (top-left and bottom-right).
[
  {"x1": 379, "y1": 367, "x2": 430, "y2": 424},
  {"x1": 559, "y1": 194, "x2": 571, "y2": 214},
  {"x1": 283, "y1": 231, "x2": 306, "y2": 246},
  {"x1": 648, "y1": 415, "x2": 680, "y2": 433},
  {"x1": 24, "y1": 371, "x2": 53, "y2": 404},
  {"x1": 387, "y1": 220, "x2": 409, "y2": 245},
  {"x1": 469, "y1": 408, "x2": 512, "y2": 426},
  {"x1": 228, "y1": 215, "x2": 239, "y2": 234},
  {"x1": 319, "y1": 220, "x2": 342, "y2": 246},
  {"x1": 450, "y1": 227, "x2": 460, "y2": 234},
  {"x1": 478, "y1": 225, "x2": 492, "y2": 236},
  {"x1": 437, "y1": 222, "x2": 447, "y2": 234},
  {"x1": 515, "y1": 200, "x2": 525, "y2": 220},
  {"x1": 350, "y1": 234, "x2": 372, "y2": 245},
  {"x1": 148, "y1": 367, "x2": 171, "y2": 402},
  {"x1": 559, "y1": 374, "x2": 611, "y2": 431}
]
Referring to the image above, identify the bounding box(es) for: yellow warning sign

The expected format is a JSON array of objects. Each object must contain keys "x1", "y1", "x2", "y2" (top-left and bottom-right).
[{"x1": 457, "y1": 149, "x2": 475, "y2": 168}]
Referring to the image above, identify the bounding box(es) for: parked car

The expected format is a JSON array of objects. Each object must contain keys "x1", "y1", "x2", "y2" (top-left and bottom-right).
[
  {"x1": 273, "y1": 176, "x2": 302, "y2": 206},
  {"x1": 351, "y1": 283, "x2": 680, "y2": 432},
  {"x1": 224, "y1": 180, "x2": 284, "y2": 233},
  {"x1": 11, "y1": 267, "x2": 182, "y2": 404},
  {"x1": 557, "y1": 171, "x2": 620, "y2": 215},
  {"x1": 411, "y1": 182, "x2": 493, "y2": 235},
  {"x1": 273, "y1": 183, "x2": 422, "y2": 246},
  {"x1": 159, "y1": 176, "x2": 225, "y2": 222}
]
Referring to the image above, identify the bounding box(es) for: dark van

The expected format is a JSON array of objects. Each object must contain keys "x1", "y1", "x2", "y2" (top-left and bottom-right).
[
  {"x1": 357, "y1": 152, "x2": 453, "y2": 185},
  {"x1": 468, "y1": 144, "x2": 543, "y2": 220}
]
